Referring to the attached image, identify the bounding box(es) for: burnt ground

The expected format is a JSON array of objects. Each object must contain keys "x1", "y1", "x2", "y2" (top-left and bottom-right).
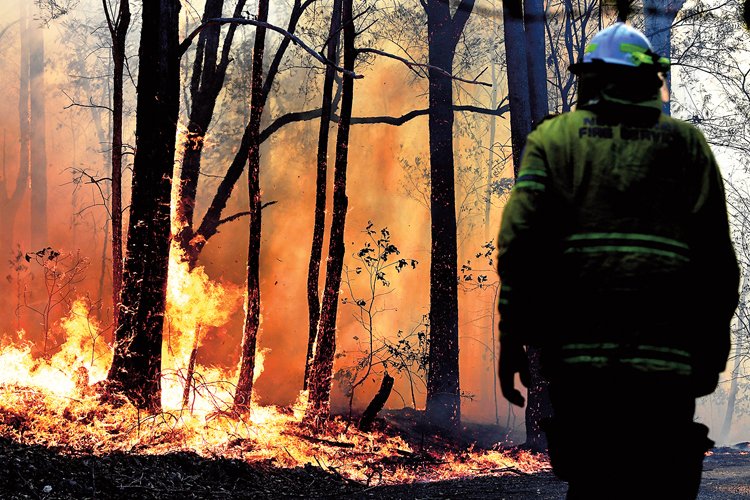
[{"x1": 1, "y1": 437, "x2": 749, "y2": 499}]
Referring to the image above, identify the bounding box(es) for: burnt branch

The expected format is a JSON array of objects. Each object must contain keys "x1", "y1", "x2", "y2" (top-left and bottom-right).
[
  {"x1": 357, "y1": 47, "x2": 490, "y2": 87},
  {"x1": 260, "y1": 102, "x2": 510, "y2": 140},
  {"x1": 61, "y1": 90, "x2": 114, "y2": 113},
  {"x1": 216, "y1": 200, "x2": 278, "y2": 227},
  {"x1": 180, "y1": 17, "x2": 361, "y2": 79}
]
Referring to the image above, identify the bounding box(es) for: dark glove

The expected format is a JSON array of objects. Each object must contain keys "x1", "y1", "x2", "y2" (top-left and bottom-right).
[{"x1": 499, "y1": 340, "x2": 531, "y2": 407}]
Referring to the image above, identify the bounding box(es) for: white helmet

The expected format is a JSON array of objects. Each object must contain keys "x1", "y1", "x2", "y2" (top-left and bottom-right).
[{"x1": 571, "y1": 22, "x2": 670, "y2": 73}]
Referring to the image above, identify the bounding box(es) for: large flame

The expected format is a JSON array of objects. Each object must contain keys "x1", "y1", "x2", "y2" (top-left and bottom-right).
[{"x1": 0, "y1": 250, "x2": 547, "y2": 484}]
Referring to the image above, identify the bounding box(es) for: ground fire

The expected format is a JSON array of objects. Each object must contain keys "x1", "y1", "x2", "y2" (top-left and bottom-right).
[{"x1": 0, "y1": 250, "x2": 547, "y2": 487}]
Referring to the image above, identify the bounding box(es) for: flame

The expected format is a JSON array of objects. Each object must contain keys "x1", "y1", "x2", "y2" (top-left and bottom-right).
[{"x1": 0, "y1": 249, "x2": 547, "y2": 485}]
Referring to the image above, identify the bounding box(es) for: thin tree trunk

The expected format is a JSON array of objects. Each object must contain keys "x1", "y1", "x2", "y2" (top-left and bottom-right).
[
  {"x1": 107, "y1": 0, "x2": 182, "y2": 411},
  {"x1": 106, "y1": 0, "x2": 130, "y2": 333},
  {"x1": 29, "y1": 16, "x2": 47, "y2": 249},
  {"x1": 305, "y1": 0, "x2": 355, "y2": 422},
  {"x1": 424, "y1": 0, "x2": 475, "y2": 433},
  {"x1": 233, "y1": 0, "x2": 270, "y2": 410},
  {"x1": 304, "y1": 0, "x2": 343, "y2": 392}
]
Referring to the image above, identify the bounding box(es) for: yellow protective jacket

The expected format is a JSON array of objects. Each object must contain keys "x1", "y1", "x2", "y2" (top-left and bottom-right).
[{"x1": 497, "y1": 107, "x2": 739, "y2": 382}]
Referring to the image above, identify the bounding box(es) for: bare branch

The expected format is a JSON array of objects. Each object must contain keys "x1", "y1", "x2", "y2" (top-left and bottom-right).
[
  {"x1": 260, "y1": 103, "x2": 509, "y2": 141},
  {"x1": 216, "y1": 200, "x2": 278, "y2": 226},
  {"x1": 61, "y1": 90, "x2": 114, "y2": 113},
  {"x1": 357, "y1": 47, "x2": 490, "y2": 87},
  {"x1": 179, "y1": 17, "x2": 361, "y2": 79}
]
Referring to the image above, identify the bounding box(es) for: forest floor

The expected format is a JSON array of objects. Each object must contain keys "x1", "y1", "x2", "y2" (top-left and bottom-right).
[{"x1": 1, "y1": 436, "x2": 749, "y2": 499}]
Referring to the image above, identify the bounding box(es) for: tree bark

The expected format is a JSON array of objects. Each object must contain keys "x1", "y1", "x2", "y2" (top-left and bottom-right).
[
  {"x1": 105, "y1": 0, "x2": 130, "y2": 333},
  {"x1": 424, "y1": 0, "x2": 474, "y2": 433},
  {"x1": 233, "y1": 0, "x2": 270, "y2": 410},
  {"x1": 107, "y1": 0, "x2": 182, "y2": 411},
  {"x1": 305, "y1": 0, "x2": 355, "y2": 422},
  {"x1": 29, "y1": 15, "x2": 47, "y2": 249},
  {"x1": 358, "y1": 373, "x2": 394, "y2": 432},
  {"x1": 304, "y1": 0, "x2": 343, "y2": 392}
]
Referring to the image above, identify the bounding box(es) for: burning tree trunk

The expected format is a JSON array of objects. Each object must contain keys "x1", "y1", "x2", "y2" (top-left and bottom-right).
[
  {"x1": 103, "y1": 0, "x2": 130, "y2": 332},
  {"x1": 358, "y1": 373, "x2": 394, "y2": 432},
  {"x1": 304, "y1": 0, "x2": 343, "y2": 391},
  {"x1": 305, "y1": 0, "x2": 355, "y2": 422},
  {"x1": 424, "y1": 0, "x2": 475, "y2": 432},
  {"x1": 29, "y1": 16, "x2": 47, "y2": 249},
  {"x1": 174, "y1": 0, "x2": 246, "y2": 266},
  {"x1": 233, "y1": 0, "x2": 270, "y2": 410},
  {"x1": 107, "y1": 0, "x2": 182, "y2": 411}
]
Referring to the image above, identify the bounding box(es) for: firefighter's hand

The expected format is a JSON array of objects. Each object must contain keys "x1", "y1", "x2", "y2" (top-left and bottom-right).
[{"x1": 499, "y1": 340, "x2": 530, "y2": 407}]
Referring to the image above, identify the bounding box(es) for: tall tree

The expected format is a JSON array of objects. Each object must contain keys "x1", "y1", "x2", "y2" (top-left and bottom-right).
[
  {"x1": 29, "y1": 12, "x2": 47, "y2": 249},
  {"x1": 304, "y1": 0, "x2": 343, "y2": 391},
  {"x1": 0, "y1": 2, "x2": 30, "y2": 256},
  {"x1": 502, "y1": 0, "x2": 553, "y2": 451},
  {"x1": 423, "y1": 0, "x2": 475, "y2": 432},
  {"x1": 107, "y1": 0, "x2": 182, "y2": 410},
  {"x1": 306, "y1": 0, "x2": 355, "y2": 421},
  {"x1": 102, "y1": 0, "x2": 130, "y2": 332},
  {"x1": 233, "y1": 0, "x2": 270, "y2": 409}
]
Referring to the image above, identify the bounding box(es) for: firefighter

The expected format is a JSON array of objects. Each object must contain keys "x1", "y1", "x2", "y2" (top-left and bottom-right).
[{"x1": 497, "y1": 22, "x2": 740, "y2": 499}]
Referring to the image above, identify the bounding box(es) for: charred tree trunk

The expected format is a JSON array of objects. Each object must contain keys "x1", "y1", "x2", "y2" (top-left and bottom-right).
[
  {"x1": 29, "y1": 17, "x2": 47, "y2": 249},
  {"x1": 175, "y1": 0, "x2": 246, "y2": 265},
  {"x1": 184, "y1": 1, "x2": 313, "y2": 269},
  {"x1": 358, "y1": 373, "x2": 394, "y2": 432},
  {"x1": 104, "y1": 0, "x2": 130, "y2": 333},
  {"x1": 424, "y1": 0, "x2": 474, "y2": 433},
  {"x1": 305, "y1": 0, "x2": 355, "y2": 422},
  {"x1": 107, "y1": 0, "x2": 182, "y2": 411},
  {"x1": 304, "y1": 0, "x2": 343, "y2": 392},
  {"x1": 233, "y1": 0, "x2": 270, "y2": 410}
]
